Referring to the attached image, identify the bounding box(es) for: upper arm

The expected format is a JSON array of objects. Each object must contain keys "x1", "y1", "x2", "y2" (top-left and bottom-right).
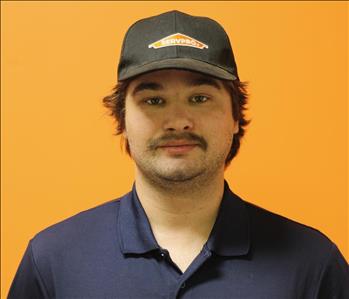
[
  {"x1": 315, "y1": 243, "x2": 349, "y2": 299},
  {"x1": 8, "y1": 241, "x2": 51, "y2": 299}
]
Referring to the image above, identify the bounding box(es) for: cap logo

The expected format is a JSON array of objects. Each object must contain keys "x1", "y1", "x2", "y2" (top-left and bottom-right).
[{"x1": 148, "y1": 33, "x2": 208, "y2": 50}]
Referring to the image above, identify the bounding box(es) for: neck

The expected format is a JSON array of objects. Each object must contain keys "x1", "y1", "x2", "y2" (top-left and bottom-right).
[{"x1": 134, "y1": 169, "x2": 225, "y2": 239}]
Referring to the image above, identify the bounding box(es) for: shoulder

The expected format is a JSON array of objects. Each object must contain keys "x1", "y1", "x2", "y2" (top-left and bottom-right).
[
  {"x1": 236, "y1": 194, "x2": 349, "y2": 296},
  {"x1": 244, "y1": 199, "x2": 333, "y2": 249},
  {"x1": 30, "y1": 192, "x2": 129, "y2": 256},
  {"x1": 226, "y1": 190, "x2": 338, "y2": 262}
]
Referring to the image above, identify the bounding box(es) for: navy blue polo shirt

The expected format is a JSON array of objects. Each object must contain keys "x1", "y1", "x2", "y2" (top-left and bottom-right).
[{"x1": 9, "y1": 181, "x2": 349, "y2": 298}]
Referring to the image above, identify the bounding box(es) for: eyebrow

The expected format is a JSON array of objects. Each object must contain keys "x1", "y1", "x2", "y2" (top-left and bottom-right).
[
  {"x1": 132, "y1": 82, "x2": 163, "y2": 96},
  {"x1": 188, "y1": 76, "x2": 222, "y2": 90},
  {"x1": 131, "y1": 74, "x2": 222, "y2": 96}
]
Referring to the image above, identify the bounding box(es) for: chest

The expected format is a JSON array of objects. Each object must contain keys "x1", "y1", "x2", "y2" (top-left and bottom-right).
[{"x1": 52, "y1": 252, "x2": 317, "y2": 299}]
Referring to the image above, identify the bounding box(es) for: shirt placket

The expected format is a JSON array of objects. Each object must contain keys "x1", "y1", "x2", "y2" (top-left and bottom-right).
[{"x1": 157, "y1": 246, "x2": 212, "y2": 299}]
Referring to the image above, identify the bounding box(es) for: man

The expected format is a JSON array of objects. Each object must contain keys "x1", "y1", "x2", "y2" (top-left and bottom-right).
[{"x1": 9, "y1": 10, "x2": 349, "y2": 299}]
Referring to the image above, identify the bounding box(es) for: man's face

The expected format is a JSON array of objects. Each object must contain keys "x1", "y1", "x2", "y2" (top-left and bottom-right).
[{"x1": 124, "y1": 69, "x2": 239, "y2": 184}]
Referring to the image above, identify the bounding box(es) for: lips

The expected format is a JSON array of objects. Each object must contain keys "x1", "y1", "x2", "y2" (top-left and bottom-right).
[
  {"x1": 148, "y1": 133, "x2": 208, "y2": 152},
  {"x1": 158, "y1": 140, "x2": 198, "y2": 148},
  {"x1": 157, "y1": 140, "x2": 198, "y2": 154}
]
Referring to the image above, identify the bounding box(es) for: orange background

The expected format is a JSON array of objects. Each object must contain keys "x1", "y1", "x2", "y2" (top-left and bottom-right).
[{"x1": 1, "y1": 1, "x2": 348, "y2": 297}]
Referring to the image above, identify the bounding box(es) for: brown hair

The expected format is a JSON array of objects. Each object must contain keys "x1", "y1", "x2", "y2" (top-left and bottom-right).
[{"x1": 102, "y1": 77, "x2": 250, "y2": 167}]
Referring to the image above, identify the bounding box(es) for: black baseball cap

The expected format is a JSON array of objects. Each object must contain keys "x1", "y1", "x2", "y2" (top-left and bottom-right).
[{"x1": 117, "y1": 10, "x2": 239, "y2": 81}]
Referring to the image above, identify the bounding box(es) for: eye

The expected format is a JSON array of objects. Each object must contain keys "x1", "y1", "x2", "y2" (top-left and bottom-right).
[
  {"x1": 144, "y1": 97, "x2": 164, "y2": 105},
  {"x1": 191, "y1": 95, "x2": 209, "y2": 103}
]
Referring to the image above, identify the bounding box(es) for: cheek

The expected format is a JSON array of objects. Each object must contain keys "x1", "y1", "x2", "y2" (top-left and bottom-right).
[
  {"x1": 204, "y1": 109, "x2": 235, "y2": 132},
  {"x1": 217, "y1": 103, "x2": 236, "y2": 134},
  {"x1": 205, "y1": 113, "x2": 235, "y2": 149},
  {"x1": 124, "y1": 107, "x2": 158, "y2": 141}
]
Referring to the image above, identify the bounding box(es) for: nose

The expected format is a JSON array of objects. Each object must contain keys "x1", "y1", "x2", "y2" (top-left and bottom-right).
[{"x1": 163, "y1": 105, "x2": 194, "y2": 132}]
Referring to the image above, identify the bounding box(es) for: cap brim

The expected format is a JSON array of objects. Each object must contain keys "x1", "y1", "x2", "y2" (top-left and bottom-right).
[{"x1": 118, "y1": 58, "x2": 237, "y2": 81}]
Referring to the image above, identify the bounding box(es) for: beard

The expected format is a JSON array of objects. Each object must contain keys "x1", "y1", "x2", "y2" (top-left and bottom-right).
[
  {"x1": 135, "y1": 153, "x2": 207, "y2": 183},
  {"x1": 128, "y1": 132, "x2": 232, "y2": 192}
]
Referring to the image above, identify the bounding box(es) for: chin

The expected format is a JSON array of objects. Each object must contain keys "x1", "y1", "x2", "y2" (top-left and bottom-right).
[{"x1": 155, "y1": 167, "x2": 205, "y2": 182}]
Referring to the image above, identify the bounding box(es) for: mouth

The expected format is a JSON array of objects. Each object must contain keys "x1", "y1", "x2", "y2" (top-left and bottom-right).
[
  {"x1": 157, "y1": 140, "x2": 198, "y2": 154},
  {"x1": 158, "y1": 140, "x2": 198, "y2": 147}
]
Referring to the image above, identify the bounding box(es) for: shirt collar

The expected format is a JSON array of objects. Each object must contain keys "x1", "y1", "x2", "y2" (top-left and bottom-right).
[
  {"x1": 118, "y1": 185, "x2": 160, "y2": 254},
  {"x1": 206, "y1": 180, "x2": 250, "y2": 256},
  {"x1": 118, "y1": 181, "x2": 250, "y2": 257}
]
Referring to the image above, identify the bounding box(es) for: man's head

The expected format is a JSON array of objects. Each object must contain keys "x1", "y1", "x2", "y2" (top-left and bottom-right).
[{"x1": 103, "y1": 11, "x2": 249, "y2": 179}]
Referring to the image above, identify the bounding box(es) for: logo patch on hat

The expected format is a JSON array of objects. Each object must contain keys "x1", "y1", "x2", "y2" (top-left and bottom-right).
[{"x1": 148, "y1": 33, "x2": 208, "y2": 49}]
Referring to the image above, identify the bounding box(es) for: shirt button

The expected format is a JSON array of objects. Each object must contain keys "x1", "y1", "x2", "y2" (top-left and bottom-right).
[{"x1": 181, "y1": 282, "x2": 186, "y2": 289}]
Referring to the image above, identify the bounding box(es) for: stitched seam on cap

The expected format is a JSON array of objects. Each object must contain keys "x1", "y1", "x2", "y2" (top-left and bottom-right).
[
  {"x1": 122, "y1": 58, "x2": 235, "y2": 80},
  {"x1": 174, "y1": 12, "x2": 178, "y2": 57},
  {"x1": 119, "y1": 13, "x2": 159, "y2": 72},
  {"x1": 119, "y1": 18, "x2": 145, "y2": 67},
  {"x1": 123, "y1": 57, "x2": 229, "y2": 73}
]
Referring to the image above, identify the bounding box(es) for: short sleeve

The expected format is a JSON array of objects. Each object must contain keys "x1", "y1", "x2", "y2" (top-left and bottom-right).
[
  {"x1": 8, "y1": 241, "x2": 50, "y2": 299},
  {"x1": 316, "y1": 243, "x2": 349, "y2": 299}
]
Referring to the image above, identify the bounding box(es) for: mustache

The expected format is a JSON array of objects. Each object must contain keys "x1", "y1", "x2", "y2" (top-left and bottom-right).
[{"x1": 147, "y1": 132, "x2": 208, "y2": 151}]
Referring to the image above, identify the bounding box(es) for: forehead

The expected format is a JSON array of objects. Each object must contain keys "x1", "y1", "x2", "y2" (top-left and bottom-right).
[{"x1": 127, "y1": 69, "x2": 226, "y2": 93}]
